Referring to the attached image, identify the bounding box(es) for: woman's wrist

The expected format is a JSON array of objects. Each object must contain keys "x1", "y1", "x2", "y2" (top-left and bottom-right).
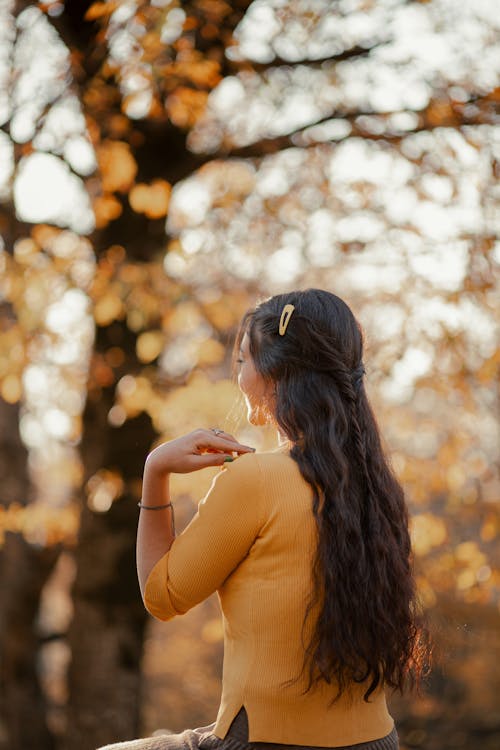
[
  {"x1": 145, "y1": 450, "x2": 172, "y2": 476},
  {"x1": 142, "y1": 456, "x2": 172, "y2": 509},
  {"x1": 138, "y1": 501, "x2": 172, "y2": 510}
]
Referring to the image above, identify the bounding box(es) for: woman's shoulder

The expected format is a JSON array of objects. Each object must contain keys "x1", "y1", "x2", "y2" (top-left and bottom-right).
[
  {"x1": 225, "y1": 446, "x2": 299, "y2": 486},
  {"x1": 222, "y1": 447, "x2": 311, "y2": 515},
  {"x1": 224, "y1": 444, "x2": 294, "y2": 476}
]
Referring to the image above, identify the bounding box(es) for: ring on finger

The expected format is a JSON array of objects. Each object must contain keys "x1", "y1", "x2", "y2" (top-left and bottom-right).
[{"x1": 210, "y1": 427, "x2": 224, "y2": 436}]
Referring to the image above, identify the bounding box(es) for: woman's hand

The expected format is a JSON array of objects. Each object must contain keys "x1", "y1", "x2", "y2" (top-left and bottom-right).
[{"x1": 145, "y1": 428, "x2": 255, "y2": 475}]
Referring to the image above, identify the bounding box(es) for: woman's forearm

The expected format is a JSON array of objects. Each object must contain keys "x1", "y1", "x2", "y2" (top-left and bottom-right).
[
  {"x1": 136, "y1": 429, "x2": 254, "y2": 602},
  {"x1": 136, "y1": 458, "x2": 175, "y2": 598}
]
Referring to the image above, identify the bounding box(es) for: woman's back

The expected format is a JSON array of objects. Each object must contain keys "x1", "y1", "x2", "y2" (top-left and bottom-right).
[{"x1": 144, "y1": 448, "x2": 395, "y2": 746}]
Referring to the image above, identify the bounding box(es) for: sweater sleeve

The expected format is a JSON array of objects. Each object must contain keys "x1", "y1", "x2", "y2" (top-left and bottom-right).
[{"x1": 143, "y1": 452, "x2": 263, "y2": 621}]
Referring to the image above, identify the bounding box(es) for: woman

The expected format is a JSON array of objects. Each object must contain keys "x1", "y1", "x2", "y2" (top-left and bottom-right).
[{"x1": 99, "y1": 288, "x2": 429, "y2": 750}]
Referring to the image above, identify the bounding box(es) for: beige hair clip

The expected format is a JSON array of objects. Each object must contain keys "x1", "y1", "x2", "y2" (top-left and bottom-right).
[{"x1": 279, "y1": 304, "x2": 295, "y2": 336}]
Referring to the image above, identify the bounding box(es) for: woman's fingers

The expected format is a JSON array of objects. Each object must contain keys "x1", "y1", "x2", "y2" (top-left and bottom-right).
[
  {"x1": 144, "y1": 430, "x2": 255, "y2": 475},
  {"x1": 191, "y1": 452, "x2": 235, "y2": 469},
  {"x1": 205, "y1": 428, "x2": 241, "y2": 446},
  {"x1": 194, "y1": 430, "x2": 254, "y2": 455}
]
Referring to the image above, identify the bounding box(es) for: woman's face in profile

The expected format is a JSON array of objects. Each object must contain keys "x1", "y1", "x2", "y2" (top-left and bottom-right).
[{"x1": 237, "y1": 332, "x2": 275, "y2": 426}]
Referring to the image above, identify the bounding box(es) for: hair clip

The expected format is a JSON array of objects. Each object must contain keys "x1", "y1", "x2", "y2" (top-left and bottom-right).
[{"x1": 279, "y1": 304, "x2": 295, "y2": 336}]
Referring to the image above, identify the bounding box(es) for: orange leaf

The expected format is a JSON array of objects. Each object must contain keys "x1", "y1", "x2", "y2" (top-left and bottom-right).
[
  {"x1": 97, "y1": 141, "x2": 138, "y2": 193},
  {"x1": 84, "y1": 1, "x2": 118, "y2": 21},
  {"x1": 425, "y1": 99, "x2": 457, "y2": 127},
  {"x1": 93, "y1": 194, "x2": 123, "y2": 228},
  {"x1": 166, "y1": 87, "x2": 209, "y2": 128},
  {"x1": 129, "y1": 180, "x2": 171, "y2": 219}
]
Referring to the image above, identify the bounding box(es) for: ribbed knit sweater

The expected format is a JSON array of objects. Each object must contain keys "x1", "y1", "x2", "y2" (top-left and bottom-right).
[{"x1": 144, "y1": 445, "x2": 395, "y2": 747}]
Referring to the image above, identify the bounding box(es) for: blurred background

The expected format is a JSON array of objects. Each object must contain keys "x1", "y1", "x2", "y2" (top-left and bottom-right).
[{"x1": 0, "y1": 1, "x2": 499, "y2": 749}]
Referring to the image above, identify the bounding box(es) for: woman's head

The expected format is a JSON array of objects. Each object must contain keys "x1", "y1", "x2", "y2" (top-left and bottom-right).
[
  {"x1": 234, "y1": 288, "x2": 430, "y2": 701},
  {"x1": 234, "y1": 289, "x2": 366, "y2": 439}
]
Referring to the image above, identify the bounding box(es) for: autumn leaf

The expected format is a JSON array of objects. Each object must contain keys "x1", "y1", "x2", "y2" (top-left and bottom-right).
[
  {"x1": 129, "y1": 180, "x2": 171, "y2": 219},
  {"x1": 93, "y1": 194, "x2": 123, "y2": 228},
  {"x1": 0, "y1": 374, "x2": 22, "y2": 404},
  {"x1": 136, "y1": 330, "x2": 164, "y2": 363},
  {"x1": 94, "y1": 291, "x2": 125, "y2": 326},
  {"x1": 166, "y1": 87, "x2": 209, "y2": 128},
  {"x1": 97, "y1": 141, "x2": 138, "y2": 193},
  {"x1": 84, "y1": 2, "x2": 118, "y2": 21}
]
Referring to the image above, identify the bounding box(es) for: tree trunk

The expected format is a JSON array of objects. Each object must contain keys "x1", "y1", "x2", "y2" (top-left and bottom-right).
[
  {"x1": 0, "y1": 397, "x2": 59, "y2": 750},
  {"x1": 63, "y1": 321, "x2": 155, "y2": 750}
]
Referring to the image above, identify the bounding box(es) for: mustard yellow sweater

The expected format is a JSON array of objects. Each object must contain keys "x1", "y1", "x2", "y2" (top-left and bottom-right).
[{"x1": 144, "y1": 445, "x2": 395, "y2": 747}]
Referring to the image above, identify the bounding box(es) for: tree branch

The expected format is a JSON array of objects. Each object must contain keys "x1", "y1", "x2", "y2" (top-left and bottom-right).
[
  {"x1": 201, "y1": 95, "x2": 499, "y2": 161},
  {"x1": 231, "y1": 41, "x2": 385, "y2": 74}
]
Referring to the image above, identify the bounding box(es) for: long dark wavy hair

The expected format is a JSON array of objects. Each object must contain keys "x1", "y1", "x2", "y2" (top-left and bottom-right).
[{"x1": 232, "y1": 288, "x2": 430, "y2": 702}]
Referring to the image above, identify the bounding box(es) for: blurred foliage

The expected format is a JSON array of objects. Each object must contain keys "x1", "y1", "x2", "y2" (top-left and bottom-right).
[{"x1": 0, "y1": 0, "x2": 499, "y2": 748}]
